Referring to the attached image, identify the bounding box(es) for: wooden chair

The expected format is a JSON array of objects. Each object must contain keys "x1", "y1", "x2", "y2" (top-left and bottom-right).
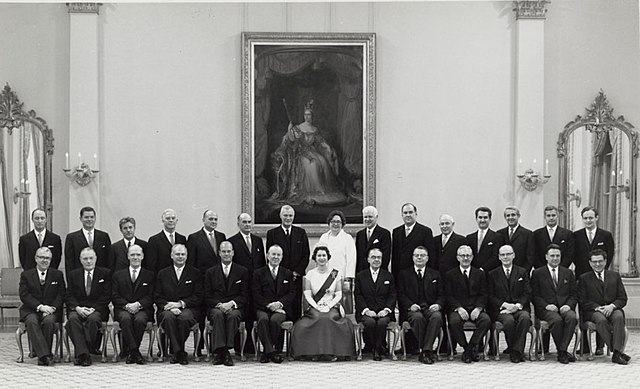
[
  {"x1": 203, "y1": 319, "x2": 247, "y2": 362},
  {"x1": 400, "y1": 321, "x2": 444, "y2": 361},
  {"x1": 445, "y1": 315, "x2": 490, "y2": 361},
  {"x1": 492, "y1": 321, "x2": 536, "y2": 361},
  {"x1": 156, "y1": 322, "x2": 201, "y2": 362},
  {"x1": 251, "y1": 320, "x2": 293, "y2": 361},
  {"x1": 15, "y1": 321, "x2": 63, "y2": 363},
  {"x1": 534, "y1": 318, "x2": 580, "y2": 361},
  {"x1": 0, "y1": 268, "x2": 23, "y2": 329},
  {"x1": 579, "y1": 320, "x2": 628, "y2": 361},
  {"x1": 63, "y1": 321, "x2": 109, "y2": 363},
  {"x1": 354, "y1": 320, "x2": 401, "y2": 361},
  {"x1": 109, "y1": 321, "x2": 155, "y2": 363}
]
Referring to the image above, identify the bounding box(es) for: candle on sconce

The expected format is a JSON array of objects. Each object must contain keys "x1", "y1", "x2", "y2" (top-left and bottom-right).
[
  {"x1": 25, "y1": 180, "x2": 29, "y2": 193},
  {"x1": 619, "y1": 169, "x2": 623, "y2": 186},
  {"x1": 94, "y1": 153, "x2": 98, "y2": 171},
  {"x1": 544, "y1": 159, "x2": 549, "y2": 176},
  {"x1": 20, "y1": 178, "x2": 25, "y2": 192},
  {"x1": 65, "y1": 152, "x2": 70, "y2": 170},
  {"x1": 77, "y1": 152, "x2": 82, "y2": 167},
  {"x1": 611, "y1": 170, "x2": 616, "y2": 185}
]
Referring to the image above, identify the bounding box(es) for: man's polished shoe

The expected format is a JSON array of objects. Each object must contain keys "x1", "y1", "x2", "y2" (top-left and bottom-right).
[
  {"x1": 620, "y1": 352, "x2": 631, "y2": 362},
  {"x1": 125, "y1": 353, "x2": 136, "y2": 364},
  {"x1": 269, "y1": 352, "x2": 284, "y2": 364},
  {"x1": 259, "y1": 353, "x2": 269, "y2": 363},
  {"x1": 423, "y1": 351, "x2": 435, "y2": 365},
  {"x1": 557, "y1": 352, "x2": 569, "y2": 364},
  {"x1": 37, "y1": 355, "x2": 52, "y2": 366},
  {"x1": 179, "y1": 351, "x2": 189, "y2": 365},
  {"x1": 223, "y1": 352, "x2": 234, "y2": 367},
  {"x1": 372, "y1": 350, "x2": 382, "y2": 361},
  {"x1": 567, "y1": 353, "x2": 577, "y2": 363},
  {"x1": 612, "y1": 351, "x2": 629, "y2": 365},
  {"x1": 212, "y1": 353, "x2": 224, "y2": 365},
  {"x1": 89, "y1": 348, "x2": 102, "y2": 356},
  {"x1": 170, "y1": 356, "x2": 180, "y2": 364},
  {"x1": 135, "y1": 355, "x2": 146, "y2": 365},
  {"x1": 418, "y1": 351, "x2": 425, "y2": 363},
  {"x1": 461, "y1": 350, "x2": 471, "y2": 363},
  {"x1": 510, "y1": 351, "x2": 521, "y2": 363},
  {"x1": 595, "y1": 348, "x2": 604, "y2": 356}
]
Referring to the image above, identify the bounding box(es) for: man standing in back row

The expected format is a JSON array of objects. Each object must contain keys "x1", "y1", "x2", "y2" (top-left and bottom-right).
[
  {"x1": 146, "y1": 209, "x2": 187, "y2": 275},
  {"x1": 65, "y1": 206, "x2": 111, "y2": 274},
  {"x1": 19, "y1": 208, "x2": 62, "y2": 270},
  {"x1": 392, "y1": 203, "x2": 434, "y2": 279}
]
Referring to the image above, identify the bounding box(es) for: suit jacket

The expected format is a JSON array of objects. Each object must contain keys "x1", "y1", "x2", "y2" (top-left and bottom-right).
[
  {"x1": 577, "y1": 270, "x2": 627, "y2": 314},
  {"x1": 573, "y1": 228, "x2": 615, "y2": 276},
  {"x1": 65, "y1": 266, "x2": 112, "y2": 319},
  {"x1": 391, "y1": 222, "x2": 434, "y2": 276},
  {"x1": 432, "y1": 232, "x2": 466, "y2": 275},
  {"x1": 445, "y1": 266, "x2": 488, "y2": 313},
  {"x1": 187, "y1": 229, "x2": 227, "y2": 274},
  {"x1": 19, "y1": 268, "x2": 66, "y2": 322},
  {"x1": 533, "y1": 225, "x2": 574, "y2": 269},
  {"x1": 530, "y1": 265, "x2": 577, "y2": 317},
  {"x1": 111, "y1": 267, "x2": 155, "y2": 321},
  {"x1": 228, "y1": 232, "x2": 266, "y2": 274},
  {"x1": 154, "y1": 264, "x2": 203, "y2": 317},
  {"x1": 65, "y1": 229, "x2": 112, "y2": 274},
  {"x1": 355, "y1": 225, "x2": 391, "y2": 274},
  {"x1": 466, "y1": 229, "x2": 502, "y2": 272},
  {"x1": 18, "y1": 229, "x2": 63, "y2": 270},
  {"x1": 252, "y1": 266, "x2": 295, "y2": 320},
  {"x1": 108, "y1": 238, "x2": 148, "y2": 273},
  {"x1": 354, "y1": 268, "x2": 396, "y2": 322},
  {"x1": 397, "y1": 267, "x2": 445, "y2": 320},
  {"x1": 145, "y1": 230, "x2": 187, "y2": 275},
  {"x1": 266, "y1": 225, "x2": 310, "y2": 276},
  {"x1": 487, "y1": 265, "x2": 531, "y2": 320},
  {"x1": 204, "y1": 263, "x2": 250, "y2": 310},
  {"x1": 497, "y1": 225, "x2": 535, "y2": 271}
]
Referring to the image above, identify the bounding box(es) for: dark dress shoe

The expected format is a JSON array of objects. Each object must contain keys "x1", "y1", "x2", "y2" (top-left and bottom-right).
[
  {"x1": 612, "y1": 352, "x2": 628, "y2": 365},
  {"x1": 620, "y1": 352, "x2": 631, "y2": 362},
  {"x1": 259, "y1": 353, "x2": 269, "y2": 363},
  {"x1": 595, "y1": 348, "x2": 604, "y2": 356},
  {"x1": 269, "y1": 353, "x2": 284, "y2": 364},
  {"x1": 423, "y1": 351, "x2": 434, "y2": 365},
  {"x1": 37, "y1": 356, "x2": 51, "y2": 366},
  {"x1": 81, "y1": 355, "x2": 92, "y2": 366},
  {"x1": 170, "y1": 356, "x2": 180, "y2": 364},
  {"x1": 89, "y1": 348, "x2": 102, "y2": 356},
  {"x1": 418, "y1": 352, "x2": 425, "y2": 363},
  {"x1": 373, "y1": 351, "x2": 382, "y2": 362},
  {"x1": 126, "y1": 353, "x2": 136, "y2": 364},
  {"x1": 509, "y1": 351, "x2": 521, "y2": 363},
  {"x1": 212, "y1": 353, "x2": 224, "y2": 365},
  {"x1": 179, "y1": 351, "x2": 189, "y2": 365},
  {"x1": 557, "y1": 352, "x2": 569, "y2": 364},
  {"x1": 223, "y1": 352, "x2": 235, "y2": 367},
  {"x1": 567, "y1": 353, "x2": 577, "y2": 363},
  {"x1": 135, "y1": 355, "x2": 146, "y2": 365}
]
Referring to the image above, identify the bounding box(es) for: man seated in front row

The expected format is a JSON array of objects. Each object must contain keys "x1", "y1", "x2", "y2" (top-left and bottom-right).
[
  {"x1": 355, "y1": 248, "x2": 397, "y2": 361},
  {"x1": 18, "y1": 247, "x2": 66, "y2": 366},
  {"x1": 111, "y1": 244, "x2": 154, "y2": 364},
  {"x1": 65, "y1": 247, "x2": 112, "y2": 366},
  {"x1": 204, "y1": 241, "x2": 250, "y2": 366},
  {"x1": 445, "y1": 245, "x2": 490, "y2": 363},
  {"x1": 397, "y1": 246, "x2": 444, "y2": 364},
  {"x1": 577, "y1": 249, "x2": 631, "y2": 365},
  {"x1": 253, "y1": 245, "x2": 295, "y2": 364},
  {"x1": 154, "y1": 244, "x2": 203, "y2": 365},
  {"x1": 530, "y1": 244, "x2": 578, "y2": 364},
  {"x1": 487, "y1": 245, "x2": 532, "y2": 363}
]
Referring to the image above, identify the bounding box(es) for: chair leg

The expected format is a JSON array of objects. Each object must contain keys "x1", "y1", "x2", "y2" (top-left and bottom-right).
[
  {"x1": 586, "y1": 328, "x2": 594, "y2": 361},
  {"x1": 435, "y1": 329, "x2": 443, "y2": 362},
  {"x1": 193, "y1": 329, "x2": 201, "y2": 362},
  {"x1": 110, "y1": 328, "x2": 118, "y2": 363},
  {"x1": 528, "y1": 329, "x2": 535, "y2": 361},
  {"x1": 16, "y1": 327, "x2": 24, "y2": 363},
  {"x1": 251, "y1": 326, "x2": 259, "y2": 361},
  {"x1": 445, "y1": 322, "x2": 454, "y2": 361},
  {"x1": 54, "y1": 325, "x2": 62, "y2": 363},
  {"x1": 240, "y1": 326, "x2": 247, "y2": 362},
  {"x1": 203, "y1": 327, "x2": 211, "y2": 362},
  {"x1": 27, "y1": 332, "x2": 36, "y2": 358},
  {"x1": 482, "y1": 332, "x2": 490, "y2": 361},
  {"x1": 494, "y1": 329, "x2": 501, "y2": 361},
  {"x1": 63, "y1": 328, "x2": 71, "y2": 363},
  {"x1": 356, "y1": 326, "x2": 363, "y2": 361},
  {"x1": 572, "y1": 327, "x2": 580, "y2": 359},
  {"x1": 389, "y1": 327, "x2": 398, "y2": 361},
  {"x1": 147, "y1": 327, "x2": 155, "y2": 362},
  {"x1": 538, "y1": 330, "x2": 546, "y2": 361},
  {"x1": 101, "y1": 327, "x2": 108, "y2": 363},
  {"x1": 400, "y1": 329, "x2": 407, "y2": 361}
]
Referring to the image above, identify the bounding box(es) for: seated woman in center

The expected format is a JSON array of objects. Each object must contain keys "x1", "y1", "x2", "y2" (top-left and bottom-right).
[{"x1": 291, "y1": 246, "x2": 355, "y2": 361}]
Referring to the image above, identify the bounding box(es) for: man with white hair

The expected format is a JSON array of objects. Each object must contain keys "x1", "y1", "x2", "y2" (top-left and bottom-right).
[
  {"x1": 432, "y1": 214, "x2": 465, "y2": 275},
  {"x1": 355, "y1": 206, "x2": 391, "y2": 274},
  {"x1": 145, "y1": 209, "x2": 187, "y2": 275}
]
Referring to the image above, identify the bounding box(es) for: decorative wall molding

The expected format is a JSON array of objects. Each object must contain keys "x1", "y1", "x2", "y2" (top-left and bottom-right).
[
  {"x1": 513, "y1": 1, "x2": 550, "y2": 20},
  {"x1": 66, "y1": 3, "x2": 101, "y2": 14}
]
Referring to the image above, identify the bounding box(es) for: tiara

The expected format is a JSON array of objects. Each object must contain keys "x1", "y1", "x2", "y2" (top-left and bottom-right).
[{"x1": 304, "y1": 99, "x2": 314, "y2": 112}]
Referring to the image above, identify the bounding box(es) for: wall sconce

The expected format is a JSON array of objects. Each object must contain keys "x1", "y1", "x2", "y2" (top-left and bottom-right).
[
  {"x1": 516, "y1": 159, "x2": 551, "y2": 191},
  {"x1": 567, "y1": 188, "x2": 582, "y2": 207},
  {"x1": 63, "y1": 152, "x2": 100, "y2": 186},
  {"x1": 13, "y1": 178, "x2": 30, "y2": 204},
  {"x1": 610, "y1": 170, "x2": 631, "y2": 199}
]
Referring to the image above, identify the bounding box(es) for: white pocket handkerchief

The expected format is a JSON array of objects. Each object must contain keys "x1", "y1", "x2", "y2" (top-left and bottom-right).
[
  {"x1": 185, "y1": 280, "x2": 192, "y2": 284},
  {"x1": 373, "y1": 238, "x2": 379, "y2": 244},
  {"x1": 384, "y1": 280, "x2": 390, "y2": 285},
  {"x1": 283, "y1": 280, "x2": 289, "y2": 284},
  {"x1": 98, "y1": 279, "x2": 104, "y2": 283},
  {"x1": 235, "y1": 280, "x2": 242, "y2": 284},
  {"x1": 51, "y1": 281, "x2": 58, "y2": 285},
  {"x1": 142, "y1": 283, "x2": 148, "y2": 286}
]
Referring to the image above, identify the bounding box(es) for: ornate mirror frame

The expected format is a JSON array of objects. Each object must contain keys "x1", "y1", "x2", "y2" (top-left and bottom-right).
[
  {"x1": 0, "y1": 84, "x2": 55, "y2": 229},
  {"x1": 557, "y1": 90, "x2": 638, "y2": 276}
]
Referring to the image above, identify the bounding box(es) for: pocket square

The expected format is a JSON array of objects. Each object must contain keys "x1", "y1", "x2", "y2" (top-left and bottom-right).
[
  {"x1": 47, "y1": 245, "x2": 54, "y2": 248},
  {"x1": 142, "y1": 283, "x2": 148, "y2": 286},
  {"x1": 432, "y1": 279, "x2": 437, "y2": 283},
  {"x1": 185, "y1": 280, "x2": 192, "y2": 284},
  {"x1": 101, "y1": 245, "x2": 106, "y2": 248},
  {"x1": 283, "y1": 280, "x2": 289, "y2": 284},
  {"x1": 51, "y1": 281, "x2": 58, "y2": 285},
  {"x1": 373, "y1": 238, "x2": 379, "y2": 244},
  {"x1": 384, "y1": 280, "x2": 390, "y2": 285},
  {"x1": 517, "y1": 277, "x2": 523, "y2": 281},
  {"x1": 560, "y1": 240, "x2": 565, "y2": 243},
  {"x1": 597, "y1": 242, "x2": 604, "y2": 246},
  {"x1": 563, "y1": 279, "x2": 568, "y2": 284},
  {"x1": 98, "y1": 279, "x2": 104, "y2": 283},
  {"x1": 488, "y1": 242, "x2": 494, "y2": 246},
  {"x1": 235, "y1": 280, "x2": 242, "y2": 284}
]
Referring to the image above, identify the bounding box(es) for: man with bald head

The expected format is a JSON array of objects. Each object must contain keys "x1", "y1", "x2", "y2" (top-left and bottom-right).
[
  {"x1": 266, "y1": 205, "x2": 309, "y2": 320},
  {"x1": 146, "y1": 209, "x2": 187, "y2": 275},
  {"x1": 355, "y1": 206, "x2": 391, "y2": 274},
  {"x1": 228, "y1": 213, "x2": 266, "y2": 275},
  {"x1": 432, "y1": 214, "x2": 466, "y2": 275},
  {"x1": 112, "y1": 244, "x2": 155, "y2": 364},
  {"x1": 19, "y1": 208, "x2": 62, "y2": 270}
]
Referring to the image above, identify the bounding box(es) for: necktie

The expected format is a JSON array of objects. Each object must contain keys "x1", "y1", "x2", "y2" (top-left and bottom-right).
[
  {"x1": 271, "y1": 266, "x2": 277, "y2": 280},
  {"x1": 224, "y1": 265, "x2": 230, "y2": 278},
  {"x1": 209, "y1": 232, "x2": 217, "y2": 255},
  {"x1": 506, "y1": 267, "x2": 511, "y2": 279},
  {"x1": 285, "y1": 228, "x2": 290, "y2": 237},
  {"x1": 40, "y1": 271, "x2": 45, "y2": 286},
  {"x1": 442, "y1": 234, "x2": 448, "y2": 247},
  {"x1": 169, "y1": 233, "x2": 175, "y2": 245},
  {"x1": 372, "y1": 271, "x2": 378, "y2": 283},
  {"x1": 87, "y1": 231, "x2": 93, "y2": 247},
  {"x1": 417, "y1": 268, "x2": 423, "y2": 279},
  {"x1": 548, "y1": 227, "x2": 555, "y2": 241},
  {"x1": 127, "y1": 240, "x2": 132, "y2": 249},
  {"x1": 176, "y1": 267, "x2": 182, "y2": 281},
  {"x1": 597, "y1": 272, "x2": 604, "y2": 283},
  {"x1": 367, "y1": 229, "x2": 371, "y2": 242},
  {"x1": 245, "y1": 235, "x2": 252, "y2": 252},
  {"x1": 478, "y1": 230, "x2": 485, "y2": 249},
  {"x1": 464, "y1": 269, "x2": 468, "y2": 278},
  {"x1": 588, "y1": 230, "x2": 594, "y2": 244},
  {"x1": 509, "y1": 227, "x2": 514, "y2": 241},
  {"x1": 552, "y1": 268, "x2": 558, "y2": 289},
  {"x1": 37, "y1": 232, "x2": 43, "y2": 246},
  {"x1": 131, "y1": 268, "x2": 137, "y2": 283},
  {"x1": 405, "y1": 227, "x2": 411, "y2": 237},
  {"x1": 85, "y1": 271, "x2": 92, "y2": 295}
]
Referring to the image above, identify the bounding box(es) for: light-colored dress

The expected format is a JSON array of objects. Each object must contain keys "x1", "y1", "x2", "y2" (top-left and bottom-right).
[
  {"x1": 290, "y1": 268, "x2": 355, "y2": 358},
  {"x1": 317, "y1": 229, "x2": 357, "y2": 279}
]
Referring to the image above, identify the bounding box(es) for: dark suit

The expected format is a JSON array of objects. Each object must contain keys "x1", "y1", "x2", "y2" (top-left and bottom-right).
[
  {"x1": 19, "y1": 268, "x2": 65, "y2": 358},
  {"x1": 487, "y1": 265, "x2": 532, "y2": 354},
  {"x1": 65, "y1": 229, "x2": 112, "y2": 274},
  {"x1": 154, "y1": 265, "x2": 203, "y2": 355},
  {"x1": 228, "y1": 232, "x2": 266, "y2": 275},
  {"x1": 533, "y1": 226, "x2": 574, "y2": 269},
  {"x1": 112, "y1": 267, "x2": 154, "y2": 355},
  {"x1": 578, "y1": 270, "x2": 627, "y2": 352},
  {"x1": 267, "y1": 225, "x2": 309, "y2": 320},
  {"x1": 19, "y1": 230, "x2": 62, "y2": 270},
  {"x1": 252, "y1": 266, "x2": 295, "y2": 355},
  {"x1": 355, "y1": 225, "x2": 391, "y2": 274},
  {"x1": 497, "y1": 226, "x2": 535, "y2": 272},
  {"x1": 65, "y1": 266, "x2": 112, "y2": 357},
  {"x1": 530, "y1": 265, "x2": 577, "y2": 352},
  {"x1": 187, "y1": 229, "x2": 227, "y2": 274},
  {"x1": 391, "y1": 222, "x2": 434, "y2": 278},
  {"x1": 445, "y1": 267, "x2": 491, "y2": 350},
  {"x1": 466, "y1": 229, "x2": 502, "y2": 272},
  {"x1": 573, "y1": 228, "x2": 614, "y2": 276},
  {"x1": 432, "y1": 232, "x2": 466, "y2": 274},
  {"x1": 145, "y1": 231, "x2": 187, "y2": 275},
  {"x1": 204, "y1": 263, "x2": 249, "y2": 352},
  {"x1": 355, "y1": 268, "x2": 396, "y2": 352},
  {"x1": 397, "y1": 267, "x2": 445, "y2": 352},
  {"x1": 108, "y1": 238, "x2": 148, "y2": 273}
]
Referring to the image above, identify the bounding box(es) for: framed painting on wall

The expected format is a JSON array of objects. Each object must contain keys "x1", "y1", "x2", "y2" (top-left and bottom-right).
[{"x1": 241, "y1": 32, "x2": 376, "y2": 234}]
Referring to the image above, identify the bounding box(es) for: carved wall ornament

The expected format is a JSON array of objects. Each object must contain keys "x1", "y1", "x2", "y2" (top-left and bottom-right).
[
  {"x1": 513, "y1": 1, "x2": 550, "y2": 20},
  {"x1": 66, "y1": 3, "x2": 101, "y2": 14}
]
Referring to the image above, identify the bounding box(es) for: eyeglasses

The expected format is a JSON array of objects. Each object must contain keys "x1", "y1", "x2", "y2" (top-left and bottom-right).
[
  {"x1": 413, "y1": 254, "x2": 428, "y2": 258},
  {"x1": 458, "y1": 254, "x2": 473, "y2": 258},
  {"x1": 330, "y1": 220, "x2": 343, "y2": 224}
]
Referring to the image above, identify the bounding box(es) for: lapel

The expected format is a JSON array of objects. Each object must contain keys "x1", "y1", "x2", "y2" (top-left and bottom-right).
[
  {"x1": 32, "y1": 270, "x2": 44, "y2": 297},
  {"x1": 200, "y1": 229, "x2": 216, "y2": 256},
  {"x1": 480, "y1": 230, "x2": 492, "y2": 252},
  {"x1": 78, "y1": 230, "x2": 90, "y2": 247},
  {"x1": 599, "y1": 271, "x2": 606, "y2": 297},
  {"x1": 365, "y1": 226, "x2": 376, "y2": 249},
  {"x1": 270, "y1": 268, "x2": 279, "y2": 294}
]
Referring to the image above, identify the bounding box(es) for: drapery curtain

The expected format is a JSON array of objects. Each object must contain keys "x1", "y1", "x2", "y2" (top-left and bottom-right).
[{"x1": 0, "y1": 128, "x2": 13, "y2": 268}]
